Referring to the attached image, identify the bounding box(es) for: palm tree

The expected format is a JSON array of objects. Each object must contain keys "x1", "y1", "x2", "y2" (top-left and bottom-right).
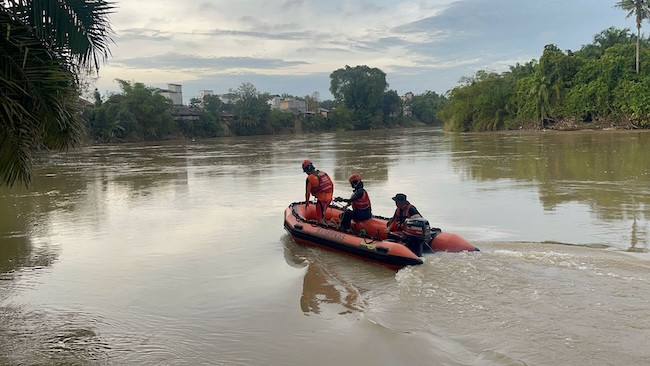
[
  {"x1": 0, "y1": 0, "x2": 114, "y2": 187},
  {"x1": 533, "y1": 75, "x2": 551, "y2": 130},
  {"x1": 616, "y1": 0, "x2": 650, "y2": 73}
]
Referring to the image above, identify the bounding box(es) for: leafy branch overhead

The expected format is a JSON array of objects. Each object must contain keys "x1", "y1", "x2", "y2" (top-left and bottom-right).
[{"x1": 0, "y1": 0, "x2": 115, "y2": 187}]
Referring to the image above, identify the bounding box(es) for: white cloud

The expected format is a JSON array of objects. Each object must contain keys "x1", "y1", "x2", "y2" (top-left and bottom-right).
[{"x1": 93, "y1": 0, "x2": 634, "y2": 102}]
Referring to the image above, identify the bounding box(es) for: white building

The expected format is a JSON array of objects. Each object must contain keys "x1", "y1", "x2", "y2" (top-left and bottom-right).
[
  {"x1": 198, "y1": 89, "x2": 214, "y2": 100},
  {"x1": 160, "y1": 83, "x2": 183, "y2": 105},
  {"x1": 267, "y1": 95, "x2": 282, "y2": 110},
  {"x1": 401, "y1": 91, "x2": 414, "y2": 117}
]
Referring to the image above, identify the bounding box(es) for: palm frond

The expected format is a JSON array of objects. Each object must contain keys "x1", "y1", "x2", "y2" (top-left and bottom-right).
[
  {"x1": 4, "y1": 0, "x2": 115, "y2": 73},
  {"x1": 1, "y1": 9, "x2": 83, "y2": 187},
  {"x1": 37, "y1": 0, "x2": 115, "y2": 71}
]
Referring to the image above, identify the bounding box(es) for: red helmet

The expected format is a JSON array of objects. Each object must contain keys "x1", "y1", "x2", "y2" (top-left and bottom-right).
[
  {"x1": 348, "y1": 173, "x2": 361, "y2": 183},
  {"x1": 302, "y1": 159, "x2": 313, "y2": 171}
]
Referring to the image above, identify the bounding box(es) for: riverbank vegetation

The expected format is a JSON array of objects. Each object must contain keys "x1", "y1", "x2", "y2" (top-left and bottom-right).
[
  {"x1": 84, "y1": 66, "x2": 436, "y2": 142},
  {"x1": 3, "y1": 0, "x2": 649, "y2": 187},
  {"x1": 440, "y1": 27, "x2": 650, "y2": 132},
  {"x1": 83, "y1": 26, "x2": 650, "y2": 144}
]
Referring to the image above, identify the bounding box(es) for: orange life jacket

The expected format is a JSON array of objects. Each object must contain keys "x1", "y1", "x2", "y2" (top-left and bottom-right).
[
  {"x1": 390, "y1": 204, "x2": 413, "y2": 231},
  {"x1": 352, "y1": 190, "x2": 371, "y2": 210},
  {"x1": 310, "y1": 171, "x2": 333, "y2": 195}
]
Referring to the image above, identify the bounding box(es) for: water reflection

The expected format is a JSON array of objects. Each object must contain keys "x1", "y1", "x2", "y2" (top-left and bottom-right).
[
  {"x1": 449, "y1": 131, "x2": 650, "y2": 212},
  {"x1": 0, "y1": 138, "x2": 299, "y2": 280},
  {"x1": 282, "y1": 236, "x2": 364, "y2": 316},
  {"x1": 449, "y1": 130, "x2": 650, "y2": 251},
  {"x1": 0, "y1": 179, "x2": 78, "y2": 279},
  {"x1": 330, "y1": 130, "x2": 396, "y2": 183},
  {"x1": 1, "y1": 129, "x2": 648, "y2": 365},
  {"x1": 81, "y1": 144, "x2": 190, "y2": 194}
]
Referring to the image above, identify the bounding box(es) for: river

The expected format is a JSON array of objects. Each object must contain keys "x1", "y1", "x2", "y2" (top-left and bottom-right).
[{"x1": 1, "y1": 127, "x2": 649, "y2": 365}]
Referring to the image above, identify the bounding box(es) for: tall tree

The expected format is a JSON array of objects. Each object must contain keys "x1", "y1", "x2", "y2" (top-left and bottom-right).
[
  {"x1": 533, "y1": 75, "x2": 551, "y2": 129},
  {"x1": 329, "y1": 65, "x2": 388, "y2": 129},
  {"x1": 229, "y1": 82, "x2": 271, "y2": 135},
  {"x1": 0, "y1": 0, "x2": 114, "y2": 187},
  {"x1": 411, "y1": 91, "x2": 447, "y2": 125},
  {"x1": 199, "y1": 94, "x2": 223, "y2": 137},
  {"x1": 89, "y1": 80, "x2": 174, "y2": 142},
  {"x1": 381, "y1": 90, "x2": 401, "y2": 122},
  {"x1": 578, "y1": 27, "x2": 636, "y2": 59},
  {"x1": 616, "y1": 0, "x2": 650, "y2": 73}
]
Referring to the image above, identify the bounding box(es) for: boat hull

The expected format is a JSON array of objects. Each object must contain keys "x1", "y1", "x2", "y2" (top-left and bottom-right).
[{"x1": 283, "y1": 202, "x2": 478, "y2": 270}]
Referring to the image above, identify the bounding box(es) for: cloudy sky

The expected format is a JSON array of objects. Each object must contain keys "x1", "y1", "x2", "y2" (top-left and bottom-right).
[{"x1": 94, "y1": 0, "x2": 635, "y2": 103}]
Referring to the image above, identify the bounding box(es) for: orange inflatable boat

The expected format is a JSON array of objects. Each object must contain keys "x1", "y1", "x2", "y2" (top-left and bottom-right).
[{"x1": 284, "y1": 202, "x2": 479, "y2": 270}]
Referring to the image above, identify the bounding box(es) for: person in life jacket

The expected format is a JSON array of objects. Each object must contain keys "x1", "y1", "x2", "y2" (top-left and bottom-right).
[
  {"x1": 303, "y1": 159, "x2": 334, "y2": 224},
  {"x1": 386, "y1": 193, "x2": 421, "y2": 234},
  {"x1": 335, "y1": 173, "x2": 372, "y2": 230}
]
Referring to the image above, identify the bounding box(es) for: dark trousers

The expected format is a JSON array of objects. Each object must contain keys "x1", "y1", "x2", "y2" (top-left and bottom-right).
[{"x1": 340, "y1": 209, "x2": 372, "y2": 229}]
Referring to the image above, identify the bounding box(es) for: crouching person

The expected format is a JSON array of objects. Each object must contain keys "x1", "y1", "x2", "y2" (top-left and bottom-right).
[{"x1": 336, "y1": 173, "x2": 372, "y2": 230}]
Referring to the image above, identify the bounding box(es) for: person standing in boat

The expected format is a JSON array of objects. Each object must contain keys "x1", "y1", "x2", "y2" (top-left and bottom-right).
[
  {"x1": 302, "y1": 159, "x2": 334, "y2": 224},
  {"x1": 386, "y1": 193, "x2": 421, "y2": 234},
  {"x1": 335, "y1": 173, "x2": 372, "y2": 230}
]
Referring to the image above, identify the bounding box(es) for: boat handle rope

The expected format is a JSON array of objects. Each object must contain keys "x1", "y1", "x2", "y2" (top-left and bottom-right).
[{"x1": 290, "y1": 201, "x2": 387, "y2": 241}]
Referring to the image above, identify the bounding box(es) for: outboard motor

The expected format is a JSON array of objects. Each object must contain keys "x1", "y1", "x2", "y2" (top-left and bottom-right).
[{"x1": 402, "y1": 218, "x2": 432, "y2": 256}]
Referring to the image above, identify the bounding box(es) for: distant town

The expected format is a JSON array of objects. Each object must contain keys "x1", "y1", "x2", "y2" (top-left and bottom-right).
[{"x1": 158, "y1": 83, "x2": 415, "y2": 120}]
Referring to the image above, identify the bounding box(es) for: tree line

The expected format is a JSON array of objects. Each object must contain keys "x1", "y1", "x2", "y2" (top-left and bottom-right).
[
  {"x1": 2, "y1": 0, "x2": 649, "y2": 187},
  {"x1": 84, "y1": 66, "x2": 447, "y2": 142},
  {"x1": 440, "y1": 1, "x2": 650, "y2": 131},
  {"x1": 88, "y1": 22, "x2": 650, "y2": 142},
  {"x1": 439, "y1": 27, "x2": 650, "y2": 131}
]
